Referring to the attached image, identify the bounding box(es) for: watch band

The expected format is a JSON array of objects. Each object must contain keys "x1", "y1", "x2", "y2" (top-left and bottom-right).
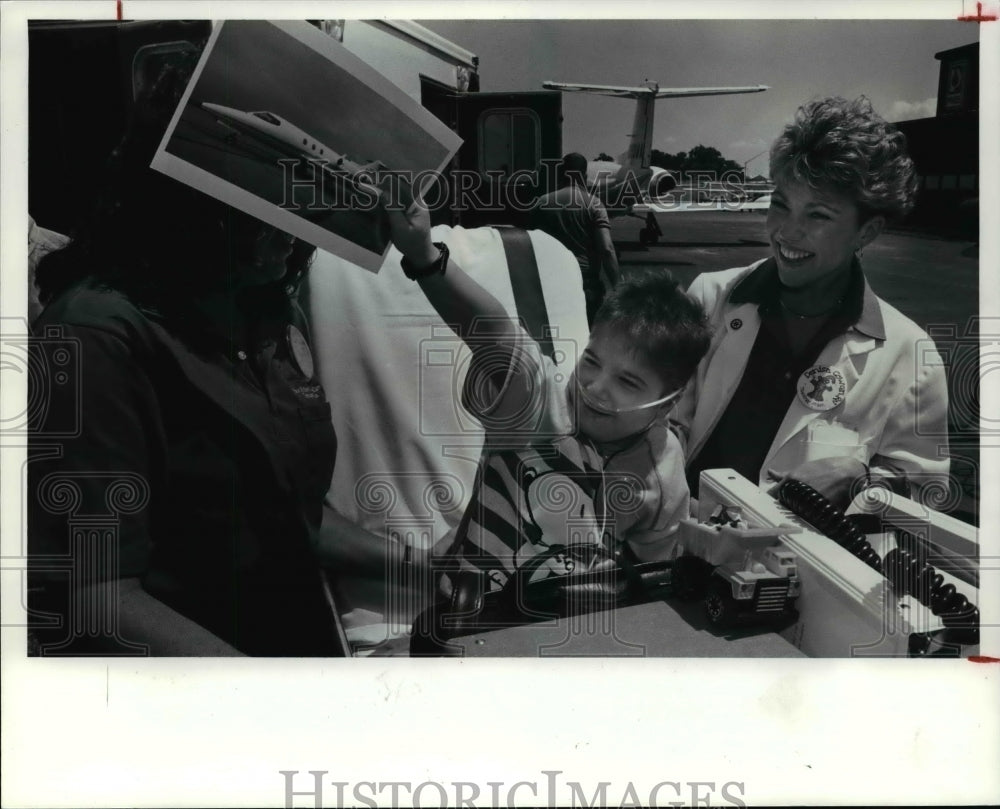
[{"x1": 401, "y1": 241, "x2": 449, "y2": 280}]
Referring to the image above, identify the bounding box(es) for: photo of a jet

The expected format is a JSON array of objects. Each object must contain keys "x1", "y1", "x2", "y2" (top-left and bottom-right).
[
  {"x1": 200, "y1": 102, "x2": 385, "y2": 183},
  {"x1": 543, "y1": 80, "x2": 768, "y2": 243}
]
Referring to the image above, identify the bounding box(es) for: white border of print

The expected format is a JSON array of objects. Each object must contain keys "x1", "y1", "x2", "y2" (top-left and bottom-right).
[
  {"x1": 151, "y1": 20, "x2": 461, "y2": 272},
  {"x1": 2, "y1": 3, "x2": 998, "y2": 809}
]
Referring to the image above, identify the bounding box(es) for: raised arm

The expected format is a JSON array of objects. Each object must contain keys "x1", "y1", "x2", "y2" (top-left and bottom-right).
[
  {"x1": 380, "y1": 188, "x2": 557, "y2": 438},
  {"x1": 382, "y1": 190, "x2": 518, "y2": 358}
]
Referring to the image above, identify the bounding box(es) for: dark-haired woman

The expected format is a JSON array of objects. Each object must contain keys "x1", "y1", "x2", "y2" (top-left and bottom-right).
[
  {"x1": 27, "y1": 66, "x2": 408, "y2": 656},
  {"x1": 673, "y1": 96, "x2": 950, "y2": 509}
]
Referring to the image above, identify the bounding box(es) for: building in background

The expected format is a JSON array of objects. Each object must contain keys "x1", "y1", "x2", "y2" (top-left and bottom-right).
[{"x1": 894, "y1": 42, "x2": 979, "y2": 239}]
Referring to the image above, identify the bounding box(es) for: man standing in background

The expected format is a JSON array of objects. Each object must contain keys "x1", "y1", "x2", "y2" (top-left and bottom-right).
[{"x1": 532, "y1": 152, "x2": 621, "y2": 326}]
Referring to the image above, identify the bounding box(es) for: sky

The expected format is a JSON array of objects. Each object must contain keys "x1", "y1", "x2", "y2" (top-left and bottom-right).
[{"x1": 419, "y1": 19, "x2": 977, "y2": 176}]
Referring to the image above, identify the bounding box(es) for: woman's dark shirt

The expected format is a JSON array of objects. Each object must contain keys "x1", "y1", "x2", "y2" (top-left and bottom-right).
[
  {"x1": 28, "y1": 279, "x2": 339, "y2": 655},
  {"x1": 685, "y1": 259, "x2": 865, "y2": 494}
]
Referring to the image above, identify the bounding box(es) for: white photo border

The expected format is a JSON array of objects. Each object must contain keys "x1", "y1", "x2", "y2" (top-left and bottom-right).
[{"x1": 2, "y1": 3, "x2": 998, "y2": 808}]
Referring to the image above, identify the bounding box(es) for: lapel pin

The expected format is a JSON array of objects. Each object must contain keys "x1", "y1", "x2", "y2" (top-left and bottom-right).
[{"x1": 796, "y1": 365, "x2": 846, "y2": 411}]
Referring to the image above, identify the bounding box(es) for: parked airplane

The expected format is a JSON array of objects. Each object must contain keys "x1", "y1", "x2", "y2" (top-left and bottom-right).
[
  {"x1": 200, "y1": 102, "x2": 384, "y2": 179},
  {"x1": 542, "y1": 80, "x2": 768, "y2": 244},
  {"x1": 633, "y1": 180, "x2": 774, "y2": 216}
]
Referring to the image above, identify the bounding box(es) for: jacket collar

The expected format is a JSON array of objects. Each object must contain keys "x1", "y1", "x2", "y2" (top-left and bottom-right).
[
  {"x1": 853, "y1": 274, "x2": 885, "y2": 340},
  {"x1": 728, "y1": 256, "x2": 884, "y2": 340}
]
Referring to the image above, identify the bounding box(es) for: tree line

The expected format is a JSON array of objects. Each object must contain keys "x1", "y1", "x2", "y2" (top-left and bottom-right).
[{"x1": 593, "y1": 145, "x2": 746, "y2": 179}]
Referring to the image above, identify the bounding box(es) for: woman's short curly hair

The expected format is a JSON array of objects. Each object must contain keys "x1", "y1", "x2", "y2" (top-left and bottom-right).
[{"x1": 769, "y1": 96, "x2": 918, "y2": 222}]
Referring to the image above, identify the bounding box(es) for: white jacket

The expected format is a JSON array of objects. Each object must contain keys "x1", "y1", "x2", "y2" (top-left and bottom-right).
[{"x1": 672, "y1": 260, "x2": 951, "y2": 497}]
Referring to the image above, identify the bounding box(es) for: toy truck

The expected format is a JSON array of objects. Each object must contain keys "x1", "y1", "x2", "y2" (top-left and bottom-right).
[{"x1": 672, "y1": 506, "x2": 801, "y2": 627}]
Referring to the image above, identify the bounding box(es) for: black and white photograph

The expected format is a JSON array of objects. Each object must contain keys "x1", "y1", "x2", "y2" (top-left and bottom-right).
[
  {"x1": 152, "y1": 20, "x2": 462, "y2": 270},
  {"x1": 2, "y1": 2, "x2": 998, "y2": 807}
]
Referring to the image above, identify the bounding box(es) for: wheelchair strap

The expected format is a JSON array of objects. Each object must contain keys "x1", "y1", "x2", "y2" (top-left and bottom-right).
[{"x1": 497, "y1": 227, "x2": 556, "y2": 361}]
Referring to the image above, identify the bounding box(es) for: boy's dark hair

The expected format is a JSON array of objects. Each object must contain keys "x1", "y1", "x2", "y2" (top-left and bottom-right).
[{"x1": 593, "y1": 270, "x2": 711, "y2": 389}]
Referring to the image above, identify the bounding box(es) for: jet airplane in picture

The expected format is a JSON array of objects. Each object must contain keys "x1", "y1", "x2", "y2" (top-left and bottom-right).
[
  {"x1": 200, "y1": 102, "x2": 385, "y2": 187},
  {"x1": 542, "y1": 80, "x2": 769, "y2": 243}
]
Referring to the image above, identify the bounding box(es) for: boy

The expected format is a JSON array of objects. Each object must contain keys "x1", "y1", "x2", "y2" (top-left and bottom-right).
[{"x1": 385, "y1": 196, "x2": 710, "y2": 591}]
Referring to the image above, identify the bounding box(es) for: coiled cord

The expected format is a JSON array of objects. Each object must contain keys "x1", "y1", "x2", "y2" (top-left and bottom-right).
[
  {"x1": 777, "y1": 478, "x2": 979, "y2": 647},
  {"x1": 882, "y1": 534, "x2": 979, "y2": 646},
  {"x1": 777, "y1": 479, "x2": 882, "y2": 572}
]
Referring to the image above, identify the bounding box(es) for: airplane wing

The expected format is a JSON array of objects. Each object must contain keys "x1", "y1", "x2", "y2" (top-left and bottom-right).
[
  {"x1": 543, "y1": 81, "x2": 768, "y2": 99},
  {"x1": 633, "y1": 198, "x2": 771, "y2": 214},
  {"x1": 633, "y1": 200, "x2": 714, "y2": 214}
]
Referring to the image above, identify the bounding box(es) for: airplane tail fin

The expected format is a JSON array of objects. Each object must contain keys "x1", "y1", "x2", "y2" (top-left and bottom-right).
[
  {"x1": 624, "y1": 88, "x2": 657, "y2": 169},
  {"x1": 542, "y1": 81, "x2": 768, "y2": 171}
]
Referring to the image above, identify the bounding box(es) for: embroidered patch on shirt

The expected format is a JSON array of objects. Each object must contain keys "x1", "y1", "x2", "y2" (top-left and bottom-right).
[{"x1": 292, "y1": 384, "x2": 323, "y2": 399}]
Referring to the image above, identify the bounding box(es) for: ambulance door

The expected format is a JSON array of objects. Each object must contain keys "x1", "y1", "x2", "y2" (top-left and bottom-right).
[{"x1": 421, "y1": 81, "x2": 562, "y2": 228}]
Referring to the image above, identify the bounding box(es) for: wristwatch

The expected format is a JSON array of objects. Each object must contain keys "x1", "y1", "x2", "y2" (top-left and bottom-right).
[{"x1": 401, "y1": 241, "x2": 449, "y2": 280}]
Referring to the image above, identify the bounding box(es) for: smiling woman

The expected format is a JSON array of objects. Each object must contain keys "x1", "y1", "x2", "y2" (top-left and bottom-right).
[
  {"x1": 671, "y1": 96, "x2": 950, "y2": 511},
  {"x1": 767, "y1": 181, "x2": 884, "y2": 299}
]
